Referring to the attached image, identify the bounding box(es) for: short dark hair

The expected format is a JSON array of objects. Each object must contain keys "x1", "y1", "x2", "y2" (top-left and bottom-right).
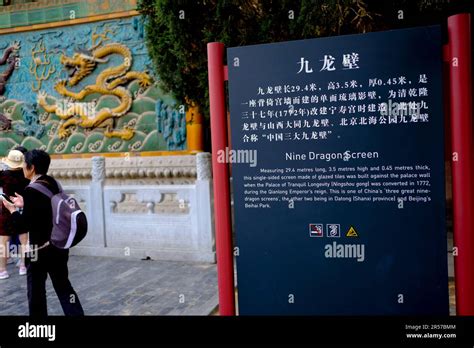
[
  {"x1": 14, "y1": 146, "x2": 28, "y2": 154},
  {"x1": 24, "y1": 149, "x2": 50, "y2": 175}
]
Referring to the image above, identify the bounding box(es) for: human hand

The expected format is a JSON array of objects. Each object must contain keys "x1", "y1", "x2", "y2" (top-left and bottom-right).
[
  {"x1": 2, "y1": 198, "x2": 16, "y2": 213},
  {"x1": 11, "y1": 192, "x2": 24, "y2": 208}
]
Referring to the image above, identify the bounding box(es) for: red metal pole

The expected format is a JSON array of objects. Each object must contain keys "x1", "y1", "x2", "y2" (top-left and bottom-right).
[
  {"x1": 447, "y1": 13, "x2": 474, "y2": 315},
  {"x1": 207, "y1": 42, "x2": 236, "y2": 315}
]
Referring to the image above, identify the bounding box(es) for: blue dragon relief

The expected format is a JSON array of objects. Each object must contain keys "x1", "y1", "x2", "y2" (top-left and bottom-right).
[
  {"x1": 13, "y1": 103, "x2": 46, "y2": 138},
  {"x1": 156, "y1": 100, "x2": 186, "y2": 150}
]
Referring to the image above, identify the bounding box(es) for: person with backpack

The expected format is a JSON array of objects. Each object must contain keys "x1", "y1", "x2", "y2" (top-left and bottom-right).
[{"x1": 2, "y1": 149, "x2": 84, "y2": 316}]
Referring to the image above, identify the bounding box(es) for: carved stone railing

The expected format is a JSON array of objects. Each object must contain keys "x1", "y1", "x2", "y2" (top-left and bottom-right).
[
  {"x1": 49, "y1": 155, "x2": 198, "y2": 185},
  {"x1": 50, "y1": 153, "x2": 215, "y2": 263}
]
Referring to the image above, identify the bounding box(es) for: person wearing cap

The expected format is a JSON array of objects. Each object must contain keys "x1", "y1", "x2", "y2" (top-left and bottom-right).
[{"x1": 0, "y1": 149, "x2": 30, "y2": 279}]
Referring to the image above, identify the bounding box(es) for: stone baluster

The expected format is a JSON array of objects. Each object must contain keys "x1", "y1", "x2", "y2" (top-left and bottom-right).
[{"x1": 91, "y1": 156, "x2": 107, "y2": 247}]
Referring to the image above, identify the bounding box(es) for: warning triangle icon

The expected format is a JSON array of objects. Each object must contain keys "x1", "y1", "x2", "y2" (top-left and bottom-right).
[{"x1": 346, "y1": 226, "x2": 358, "y2": 237}]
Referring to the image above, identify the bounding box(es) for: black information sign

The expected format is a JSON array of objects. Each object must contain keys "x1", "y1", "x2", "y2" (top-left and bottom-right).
[{"x1": 227, "y1": 26, "x2": 448, "y2": 315}]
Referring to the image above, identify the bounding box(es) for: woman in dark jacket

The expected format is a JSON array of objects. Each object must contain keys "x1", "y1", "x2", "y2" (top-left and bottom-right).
[{"x1": 0, "y1": 149, "x2": 30, "y2": 279}]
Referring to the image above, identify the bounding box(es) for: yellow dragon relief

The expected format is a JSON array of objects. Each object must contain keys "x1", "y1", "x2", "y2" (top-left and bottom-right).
[{"x1": 37, "y1": 43, "x2": 152, "y2": 140}]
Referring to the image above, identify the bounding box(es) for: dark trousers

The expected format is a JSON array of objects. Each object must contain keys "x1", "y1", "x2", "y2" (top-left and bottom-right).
[{"x1": 25, "y1": 244, "x2": 84, "y2": 317}]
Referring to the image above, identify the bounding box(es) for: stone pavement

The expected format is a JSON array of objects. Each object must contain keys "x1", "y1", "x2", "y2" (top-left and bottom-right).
[
  {"x1": 0, "y1": 255, "x2": 456, "y2": 316},
  {"x1": 0, "y1": 256, "x2": 218, "y2": 316}
]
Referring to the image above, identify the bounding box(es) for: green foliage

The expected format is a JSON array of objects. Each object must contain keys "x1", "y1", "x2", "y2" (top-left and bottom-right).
[
  {"x1": 139, "y1": 0, "x2": 378, "y2": 118},
  {"x1": 139, "y1": 0, "x2": 258, "y2": 118},
  {"x1": 139, "y1": 0, "x2": 472, "y2": 118}
]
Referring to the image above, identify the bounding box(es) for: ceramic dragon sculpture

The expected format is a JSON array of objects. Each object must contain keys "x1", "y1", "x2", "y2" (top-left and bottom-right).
[
  {"x1": 37, "y1": 43, "x2": 152, "y2": 140},
  {"x1": 0, "y1": 41, "x2": 20, "y2": 95}
]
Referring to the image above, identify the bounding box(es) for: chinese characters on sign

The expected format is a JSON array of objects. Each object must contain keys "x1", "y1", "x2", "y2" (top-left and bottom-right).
[
  {"x1": 241, "y1": 74, "x2": 430, "y2": 144},
  {"x1": 297, "y1": 53, "x2": 360, "y2": 74}
]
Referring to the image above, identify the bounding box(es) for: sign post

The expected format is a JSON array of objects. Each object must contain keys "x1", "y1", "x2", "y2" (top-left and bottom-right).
[
  {"x1": 446, "y1": 13, "x2": 474, "y2": 316},
  {"x1": 207, "y1": 42, "x2": 236, "y2": 316}
]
